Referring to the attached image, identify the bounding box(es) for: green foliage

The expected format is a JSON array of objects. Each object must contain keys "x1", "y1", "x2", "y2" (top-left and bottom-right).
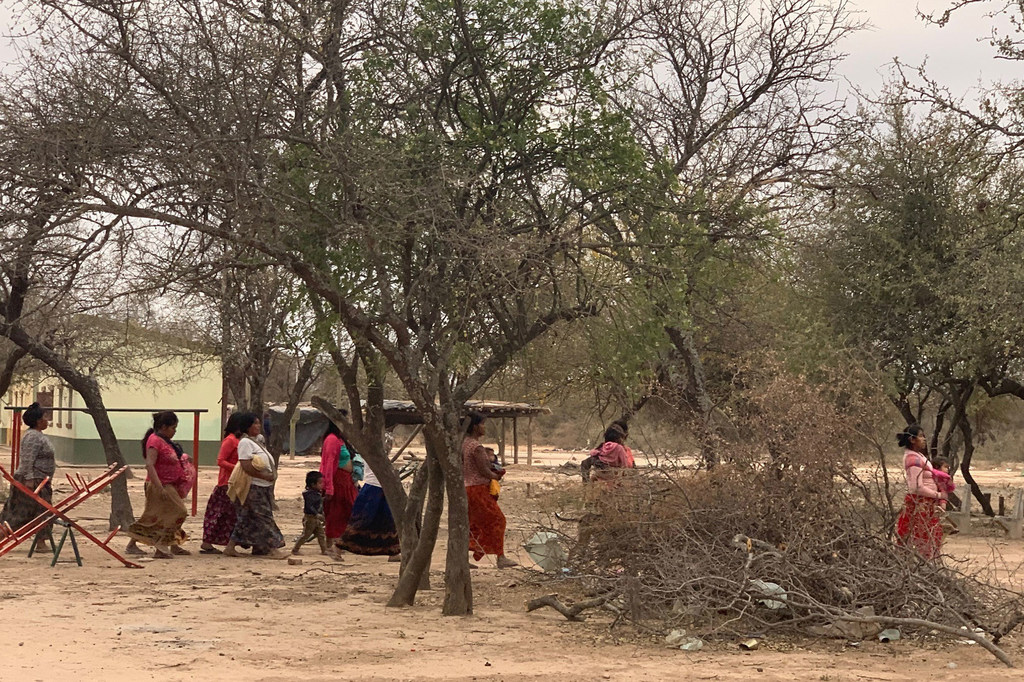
[{"x1": 812, "y1": 94, "x2": 1024, "y2": 393}]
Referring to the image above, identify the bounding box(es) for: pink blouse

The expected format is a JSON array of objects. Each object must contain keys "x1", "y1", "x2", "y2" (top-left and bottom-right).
[
  {"x1": 904, "y1": 450, "x2": 944, "y2": 499},
  {"x1": 147, "y1": 433, "x2": 185, "y2": 485}
]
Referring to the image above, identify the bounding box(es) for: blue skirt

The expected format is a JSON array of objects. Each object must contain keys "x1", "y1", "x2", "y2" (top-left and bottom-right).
[{"x1": 338, "y1": 484, "x2": 400, "y2": 556}]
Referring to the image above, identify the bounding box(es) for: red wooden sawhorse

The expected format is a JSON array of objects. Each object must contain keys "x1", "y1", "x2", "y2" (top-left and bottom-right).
[{"x1": 0, "y1": 464, "x2": 142, "y2": 568}]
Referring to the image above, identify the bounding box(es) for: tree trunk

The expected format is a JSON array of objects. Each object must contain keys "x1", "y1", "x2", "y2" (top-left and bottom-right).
[
  {"x1": 958, "y1": 409, "x2": 995, "y2": 517},
  {"x1": 665, "y1": 325, "x2": 717, "y2": 467},
  {"x1": 425, "y1": 416, "x2": 473, "y2": 616},
  {"x1": 3, "y1": 323, "x2": 134, "y2": 528},
  {"x1": 387, "y1": 453, "x2": 443, "y2": 606},
  {"x1": 0, "y1": 346, "x2": 27, "y2": 397}
]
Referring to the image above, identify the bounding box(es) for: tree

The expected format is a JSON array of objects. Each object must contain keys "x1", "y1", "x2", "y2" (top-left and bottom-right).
[{"x1": 808, "y1": 92, "x2": 1024, "y2": 514}]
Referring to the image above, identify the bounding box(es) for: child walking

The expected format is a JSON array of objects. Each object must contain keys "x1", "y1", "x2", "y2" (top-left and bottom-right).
[{"x1": 292, "y1": 471, "x2": 329, "y2": 555}]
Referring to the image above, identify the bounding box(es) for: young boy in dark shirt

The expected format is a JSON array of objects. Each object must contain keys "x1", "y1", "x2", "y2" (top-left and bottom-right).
[{"x1": 292, "y1": 471, "x2": 329, "y2": 555}]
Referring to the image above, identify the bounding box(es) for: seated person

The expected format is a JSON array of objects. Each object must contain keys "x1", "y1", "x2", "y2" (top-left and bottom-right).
[{"x1": 581, "y1": 422, "x2": 634, "y2": 482}]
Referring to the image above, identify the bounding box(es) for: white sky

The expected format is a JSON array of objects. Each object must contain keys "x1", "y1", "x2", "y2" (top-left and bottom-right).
[{"x1": 0, "y1": 1, "x2": 1020, "y2": 98}]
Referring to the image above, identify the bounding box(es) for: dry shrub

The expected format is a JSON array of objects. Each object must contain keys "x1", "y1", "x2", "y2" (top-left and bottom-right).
[{"x1": 559, "y1": 361, "x2": 1024, "y2": 660}]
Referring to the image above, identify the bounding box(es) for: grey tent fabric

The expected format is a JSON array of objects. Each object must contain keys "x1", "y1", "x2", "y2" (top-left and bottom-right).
[{"x1": 267, "y1": 406, "x2": 329, "y2": 455}]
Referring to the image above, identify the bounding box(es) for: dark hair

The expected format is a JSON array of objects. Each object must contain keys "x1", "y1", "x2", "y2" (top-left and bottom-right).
[
  {"x1": 604, "y1": 424, "x2": 626, "y2": 444},
  {"x1": 465, "y1": 411, "x2": 485, "y2": 435},
  {"x1": 22, "y1": 402, "x2": 45, "y2": 429},
  {"x1": 932, "y1": 455, "x2": 951, "y2": 471},
  {"x1": 611, "y1": 419, "x2": 630, "y2": 435},
  {"x1": 305, "y1": 470, "x2": 324, "y2": 489},
  {"x1": 142, "y1": 411, "x2": 179, "y2": 457},
  {"x1": 223, "y1": 412, "x2": 245, "y2": 437},
  {"x1": 896, "y1": 424, "x2": 925, "y2": 449},
  {"x1": 325, "y1": 420, "x2": 342, "y2": 439},
  {"x1": 235, "y1": 412, "x2": 260, "y2": 436}
]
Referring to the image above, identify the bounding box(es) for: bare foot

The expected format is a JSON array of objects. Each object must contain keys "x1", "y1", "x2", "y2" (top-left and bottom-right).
[
  {"x1": 496, "y1": 556, "x2": 518, "y2": 569},
  {"x1": 153, "y1": 550, "x2": 174, "y2": 560},
  {"x1": 261, "y1": 549, "x2": 290, "y2": 560},
  {"x1": 171, "y1": 545, "x2": 191, "y2": 556},
  {"x1": 223, "y1": 547, "x2": 242, "y2": 557},
  {"x1": 124, "y1": 543, "x2": 147, "y2": 556}
]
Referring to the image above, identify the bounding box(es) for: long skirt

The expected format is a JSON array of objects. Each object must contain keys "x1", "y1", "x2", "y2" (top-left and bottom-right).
[
  {"x1": 127, "y1": 481, "x2": 188, "y2": 547},
  {"x1": 202, "y1": 484, "x2": 237, "y2": 546},
  {"x1": 0, "y1": 475, "x2": 53, "y2": 539},
  {"x1": 338, "y1": 484, "x2": 401, "y2": 556},
  {"x1": 466, "y1": 483, "x2": 506, "y2": 561},
  {"x1": 230, "y1": 485, "x2": 284, "y2": 552},
  {"x1": 895, "y1": 493, "x2": 943, "y2": 559},
  {"x1": 324, "y1": 468, "x2": 357, "y2": 540}
]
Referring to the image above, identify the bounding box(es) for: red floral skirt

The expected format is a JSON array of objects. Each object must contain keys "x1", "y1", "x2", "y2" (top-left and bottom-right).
[
  {"x1": 466, "y1": 484, "x2": 506, "y2": 560},
  {"x1": 895, "y1": 493, "x2": 943, "y2": 559}
]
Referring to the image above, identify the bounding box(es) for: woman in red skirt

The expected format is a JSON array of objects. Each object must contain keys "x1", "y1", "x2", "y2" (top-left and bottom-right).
[
  {"x1": 462, "y1": 413, "x2": 516, "y2": 569},
  {"x1": 320, "y1": 421, "x2": 357, "y2": 557},
  {"x1": 894, "y1": 425, "x2": 947, "y2": 560}
]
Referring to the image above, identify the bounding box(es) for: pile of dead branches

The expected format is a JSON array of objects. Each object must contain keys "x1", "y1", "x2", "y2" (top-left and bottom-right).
[{"x1": 536, "y1": 366, "x2": 1024, "y2": 666}]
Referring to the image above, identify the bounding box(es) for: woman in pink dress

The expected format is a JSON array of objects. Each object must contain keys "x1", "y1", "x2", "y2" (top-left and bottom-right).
[
  {"x1": 894, "y1": 425, "x2": 947, "y2": 559},
  {"x1": 126, "y1": 411, "x2": 191, "y2": 559},
  {"x1": 320, "y1": 421, "x2": 357, "y2": 556}
]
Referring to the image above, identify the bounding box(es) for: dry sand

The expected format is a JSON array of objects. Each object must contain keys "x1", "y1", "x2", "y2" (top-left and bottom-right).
[{"x1": 1, "y1": 446, "x2": 1023, "y2": 681}]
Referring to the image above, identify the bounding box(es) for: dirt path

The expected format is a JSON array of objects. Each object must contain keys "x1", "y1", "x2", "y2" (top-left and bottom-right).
[{"x1": 0, "y1": 450, "x2": 1022, "y2": 680}]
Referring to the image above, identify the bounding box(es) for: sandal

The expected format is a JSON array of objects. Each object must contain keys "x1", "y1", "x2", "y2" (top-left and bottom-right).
[
  {"x1": 199, "y1": 546, "x2": 223, "y2": 555},
  {"x1": 153, "y1": 550, "x2": 174, "y2": 560}
]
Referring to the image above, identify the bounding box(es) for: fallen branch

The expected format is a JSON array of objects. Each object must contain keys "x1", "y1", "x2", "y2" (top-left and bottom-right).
[
  {"x1": 825, "y1": 614, "x2": 1014, "y2": 668},
  {"x1": 526, "y1": 590, "x2": 620, "y2": 621}
]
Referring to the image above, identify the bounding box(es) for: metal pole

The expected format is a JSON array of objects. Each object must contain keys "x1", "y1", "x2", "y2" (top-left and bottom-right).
[
  {"x1": 12, "y1": 409, "x2": 21, "y2": 471},
  {"x1": 192, "y1": 411, "x2": 200, "y2": 516}
]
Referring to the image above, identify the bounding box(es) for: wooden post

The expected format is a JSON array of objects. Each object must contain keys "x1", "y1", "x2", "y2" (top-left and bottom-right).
[
  {"x1": 527, "y1": 416, "x2": 534, "y2": 467},
  {"x1": 513, "y1": 418, "x2": 519, "y2": 464},
  {"x1": 391, "y1": 424, "x2": 423, "y2": 462},
  {"x1": 289, "y1": 413, "x2": 298, "y2": 460},
  {"x1": 498, "y1": 418, "x2": 507, "y2": 466}
]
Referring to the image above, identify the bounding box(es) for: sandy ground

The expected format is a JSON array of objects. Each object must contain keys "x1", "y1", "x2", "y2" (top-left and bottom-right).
[{"x1": 1, "y1": 446, "x2": 1023, "y2": 681}]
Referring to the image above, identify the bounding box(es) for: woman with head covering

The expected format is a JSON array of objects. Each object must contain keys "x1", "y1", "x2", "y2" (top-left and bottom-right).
[
  {"x1": 199, "y1": 412, "x2": 245, "y2": 554},
  {"x1": 224, "y1": 413, "x2": 287, "y2": 559},
  {"x1": 0, "y1": 402, "x2": 56, "y2": 552},
  {"x1": 126, "y1": 411, "x2": 191, "y2": 559},
  {"x1": 462, "y1": 412, "x2": 516, "y2": 569}
]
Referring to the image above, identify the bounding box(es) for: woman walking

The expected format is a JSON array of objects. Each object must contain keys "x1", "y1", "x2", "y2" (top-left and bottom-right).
[
  {"x1": 894, "y1": 425, "x2": 947, "y2": 559},
  {"x1": 126, "y1": 411, "x2": 192, "y2": 559},
  {"x1": 1, "y1": 403, "x2": 56, "y2": 552},
  {"x1": 320, "y1": 421, "x2": 357, "y2": 555},
  {"x1": 224, "y1": 414, "x2": 287, "y2": 559},
  {"x1": 199, "y1": 412, "x2": 244, "y2": 554},
  {"x1": 337, "y1": 458, "x2": 401, "y2": 559},
  {"x1": 462, "y1": 413, "x2": 516, "y2": 569}
]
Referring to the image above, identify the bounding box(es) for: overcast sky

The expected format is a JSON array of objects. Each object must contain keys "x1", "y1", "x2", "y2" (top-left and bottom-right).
[{"x1": 1, "y1": 1, "x2": 1020, "y2": 97}]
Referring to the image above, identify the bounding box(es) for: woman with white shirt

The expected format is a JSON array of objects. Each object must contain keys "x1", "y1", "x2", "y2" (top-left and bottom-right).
[{"x1": 224, "y1": 413, "x2": 287, "y2": 559}]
